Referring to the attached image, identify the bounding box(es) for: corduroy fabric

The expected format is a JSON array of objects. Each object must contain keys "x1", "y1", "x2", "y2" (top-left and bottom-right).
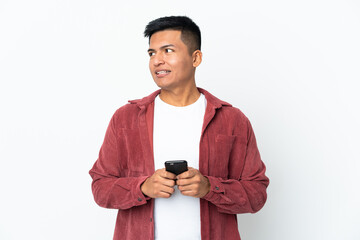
[{"x1": 89, "y1": 88, "x2": 269, "y2": 240}]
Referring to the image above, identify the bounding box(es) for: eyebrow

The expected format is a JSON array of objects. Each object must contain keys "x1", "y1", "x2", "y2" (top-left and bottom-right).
[{"x1": 147, "y1": 44, "x2": 175, "y2": 52}]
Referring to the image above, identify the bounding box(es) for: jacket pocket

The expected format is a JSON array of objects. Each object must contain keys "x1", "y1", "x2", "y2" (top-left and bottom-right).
[{"x1": 121, "y1": 128, "x2": 145, "y2": 173}]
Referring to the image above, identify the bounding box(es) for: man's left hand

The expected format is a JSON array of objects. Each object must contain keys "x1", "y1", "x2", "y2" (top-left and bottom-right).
[{"x1": 176, "y1": 167, "x2": 210, "y2": 198}]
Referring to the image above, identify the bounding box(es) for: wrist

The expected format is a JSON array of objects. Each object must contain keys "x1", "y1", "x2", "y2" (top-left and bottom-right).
[
  {"x1": 205, "y1": 176, "x2": 210, "y2": 194},
  {"x1": 140, "y1": 178, "x2": 149, "y2": 197},
  {"x1": 200, "y1": 176, "x2": 210, "y2": 198}
]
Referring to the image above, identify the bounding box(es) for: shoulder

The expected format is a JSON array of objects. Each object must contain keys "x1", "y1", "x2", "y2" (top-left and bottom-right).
[
  {"x1": 113, "y1": 102, "x2": 140, "y2": 116},
  {"x1": 218, "y1": 105, "x2": 251, "y2": 131},
  {"x1": 111, "y1": 90, "x2": 160, "y2": 122},
  {"x1": 220, "y1": 105, "x2": 249, "y2": 121},
  {"x1": 104, "y1": 103, "x2": 140, "y2": 130},
  {"x1": 201, "y1": 88, "x2": 248, "y2": 122}
]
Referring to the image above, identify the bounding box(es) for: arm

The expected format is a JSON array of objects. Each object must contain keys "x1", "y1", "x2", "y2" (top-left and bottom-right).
[
  {"x1": 203, "y1": 118, "x2": 269, "y2": 214},
  {"x1": 89, "y1": 113, "x2": 150, "y2": 210}
]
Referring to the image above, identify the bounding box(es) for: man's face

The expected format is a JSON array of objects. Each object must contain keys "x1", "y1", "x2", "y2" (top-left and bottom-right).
[{"x1": 148, "y1": 30, "x2": 196, "y2": 91}]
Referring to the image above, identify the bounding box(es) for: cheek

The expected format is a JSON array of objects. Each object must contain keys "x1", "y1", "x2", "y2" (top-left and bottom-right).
[
  {"x1": 177, "y1": 61, "x2": 193, "y2": 75},
  {"x1": 164, "y1": 56, "x2": 176, "y2": 66},
  {"x1": 167, "y1": 57, "x2": 185, "y2": 70}
]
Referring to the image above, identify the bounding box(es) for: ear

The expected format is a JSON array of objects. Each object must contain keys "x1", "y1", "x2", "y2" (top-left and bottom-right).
[{"x1": 192, "y1": 50, "x2": 202, "y2": 67}]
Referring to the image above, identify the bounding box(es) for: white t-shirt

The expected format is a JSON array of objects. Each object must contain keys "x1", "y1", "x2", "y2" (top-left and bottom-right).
[{"x1": 153, "y1": 93, "x2": 207, "y2": 240}]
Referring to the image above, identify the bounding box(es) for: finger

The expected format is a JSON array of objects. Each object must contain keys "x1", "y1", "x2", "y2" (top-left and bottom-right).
[
  {"x1": 176, "y1": 178, "x2": 192, "y2": 186},
  {"x1": 179, "y1": 189, "x2": 197, "y2": 197},
  {"x1": 153, "y1": 173, "x2": 175, "y2": 187},
  {"x1": 157, "y1": 191, "x2": 172, "y2": 198},
  {"x1": 155, "y1": 168, "x2": 165, "y2": 174},
  {"x1": 150, "y1": 183, "x2": 175, "y2": 198},
  {"x1": 177, "y1": 169, "x2": 196, "y2": 179},
  {"x1": 177, "y1": 184, "x2": 194, "y2": 192},
  {"x1": 162, "y1": 179, "x2": 176, "y2": 187},
  {"x1": 160, "y1": 169, "x2": 177, "y2": 179},
  {"x1": 160, "y1": 185, "x2": 175, "y2": 195}
]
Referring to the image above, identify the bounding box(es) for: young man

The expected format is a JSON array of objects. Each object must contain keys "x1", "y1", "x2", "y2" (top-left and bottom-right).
[{"x1": 89, "y1": 16, "x2": 269, "y2": 240}]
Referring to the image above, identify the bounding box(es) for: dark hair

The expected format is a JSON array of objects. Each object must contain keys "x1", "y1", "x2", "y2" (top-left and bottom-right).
[{"x1": 144, "y1": 16, "x2": 201, "y2": 55}]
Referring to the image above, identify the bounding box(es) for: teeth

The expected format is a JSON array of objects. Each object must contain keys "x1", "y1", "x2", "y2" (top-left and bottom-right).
[{"x1": 156, "y1": 70, "x2": 169, "y2": 74}]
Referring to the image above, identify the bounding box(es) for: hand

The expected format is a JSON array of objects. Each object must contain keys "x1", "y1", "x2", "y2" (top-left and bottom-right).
[
  {"x1": 176, "y1": 167, "x2": 210, "y2": 198},
  {"x1": 141, "y1": 168, "x2": 176, "y2": 198}
]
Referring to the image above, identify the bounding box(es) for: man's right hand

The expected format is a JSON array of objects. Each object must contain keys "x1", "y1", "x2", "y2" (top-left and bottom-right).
[{"x1": 140, "y1": 168, "x2": 176, "y2": 198}]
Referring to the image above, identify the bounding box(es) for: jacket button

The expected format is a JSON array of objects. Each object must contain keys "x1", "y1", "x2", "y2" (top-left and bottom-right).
[{"x1": 138, "y1": 197, "x2": 142, "y2": 201}]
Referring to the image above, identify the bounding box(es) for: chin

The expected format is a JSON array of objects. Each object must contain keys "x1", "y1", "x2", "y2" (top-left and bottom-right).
[
  {"x1": 154, "y1": 79, "x2": 172, "y2": 90},
  {"x1": 155, "y1": 84, "x2": 170, "y2": 90}
]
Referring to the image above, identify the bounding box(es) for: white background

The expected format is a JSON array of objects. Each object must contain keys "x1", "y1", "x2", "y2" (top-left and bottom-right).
[{"x1": 1, "y1": 0, "x2": 359, "y2": 239}]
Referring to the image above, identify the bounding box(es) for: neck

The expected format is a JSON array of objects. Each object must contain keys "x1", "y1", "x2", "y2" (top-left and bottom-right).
[{"x1": 159, "y1": 83, "x2": 200, "y2": 107}]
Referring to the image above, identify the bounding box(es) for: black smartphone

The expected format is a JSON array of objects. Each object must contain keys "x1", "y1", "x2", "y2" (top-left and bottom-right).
[{"x1": 165, "y1": 160, "x2": 188, "y2": 175}]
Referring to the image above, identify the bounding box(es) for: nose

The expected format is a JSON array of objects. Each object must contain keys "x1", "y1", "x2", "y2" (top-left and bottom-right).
[{"x1": 152, "y1": 52, "x2": 165, "y2": 66}]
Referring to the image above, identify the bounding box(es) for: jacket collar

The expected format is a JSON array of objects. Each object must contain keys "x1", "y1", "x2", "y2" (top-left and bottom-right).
[{"x1": 128, "y1": 87, "x2": 232, "y2": 109}]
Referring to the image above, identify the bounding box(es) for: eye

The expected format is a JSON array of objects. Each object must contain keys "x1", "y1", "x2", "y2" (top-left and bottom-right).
[
  {"x1": 165, "y1": 48, "x2": 174, "y2": 53},
  {"x1": 148, "y1": 52, "x2": 155, "y2": 57}
]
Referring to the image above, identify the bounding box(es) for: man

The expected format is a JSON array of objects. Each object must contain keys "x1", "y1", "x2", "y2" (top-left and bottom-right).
[{"x1": 89, "y1": 16, "x2": 269, "y2": 240}]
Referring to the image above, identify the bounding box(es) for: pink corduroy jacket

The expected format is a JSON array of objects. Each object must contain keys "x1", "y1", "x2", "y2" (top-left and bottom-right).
[{"x1": 89, "y1": 88, "x2": 269, "y2": 240}]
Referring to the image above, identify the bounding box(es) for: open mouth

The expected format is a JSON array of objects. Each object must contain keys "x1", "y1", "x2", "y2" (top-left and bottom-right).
[{"x1": 155, "y1": 70, "x2": 171, "y2": 76}]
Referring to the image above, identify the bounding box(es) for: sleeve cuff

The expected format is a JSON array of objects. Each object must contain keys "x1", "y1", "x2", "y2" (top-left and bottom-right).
[
  {"x1": 202, "y1": 176, "x2": 225, "y2": 202},
  {"x1": 134, "y1": 175, "x2": 151, "y2": 206}
]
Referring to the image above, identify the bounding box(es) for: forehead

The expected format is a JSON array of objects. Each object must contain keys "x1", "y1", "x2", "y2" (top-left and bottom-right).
[{"x1": 149, "y1": 30, "x2": 183, "y2": 48}]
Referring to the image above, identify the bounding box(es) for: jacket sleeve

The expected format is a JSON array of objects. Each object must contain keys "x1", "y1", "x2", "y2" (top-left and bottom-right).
[
  {"x1": 89, "y1": 113, "x2": 150, "y2": 210},
  {"x1": 202, "y1": 118, "x2": 269, "y2": 214}
]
